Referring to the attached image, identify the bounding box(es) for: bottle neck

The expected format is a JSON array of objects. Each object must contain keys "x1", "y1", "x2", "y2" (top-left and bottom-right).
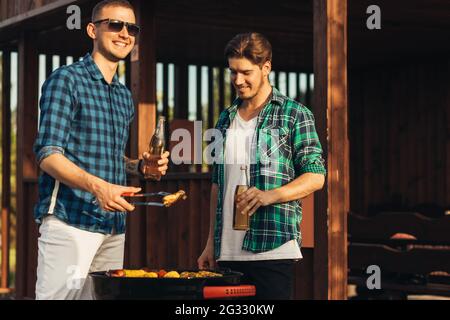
[
  {"x1": 240, "y1": 165, "x2": 249, "y2": 186},
  {"x1": 155, "y1": 120, "x2": 165, "y2": 137}
]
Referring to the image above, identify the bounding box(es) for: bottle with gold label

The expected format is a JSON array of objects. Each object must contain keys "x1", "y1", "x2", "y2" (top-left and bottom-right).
[{"x1": 233, "y1": 165, "x2": 250, "y2": 230}]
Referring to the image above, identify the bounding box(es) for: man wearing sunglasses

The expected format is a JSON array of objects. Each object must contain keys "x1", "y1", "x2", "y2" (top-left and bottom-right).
[{"x1": 33, "y1": 0, "x2": 169, "y2": 299}]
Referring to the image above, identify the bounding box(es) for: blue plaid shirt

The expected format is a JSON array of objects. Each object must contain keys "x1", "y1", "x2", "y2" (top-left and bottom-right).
[{"x1": 33, "y1": 53, "x2": 135, "y2": 234}]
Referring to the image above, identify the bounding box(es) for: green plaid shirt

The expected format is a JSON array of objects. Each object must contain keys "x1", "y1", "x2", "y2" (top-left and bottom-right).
[{"x1": 212, "y1": 87, "x2": 326, "y2": 258}]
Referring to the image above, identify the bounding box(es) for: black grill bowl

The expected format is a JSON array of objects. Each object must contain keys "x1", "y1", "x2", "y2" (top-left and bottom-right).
[{"x1": 90, "y1": 270, "x2": 243, "y2": 300}]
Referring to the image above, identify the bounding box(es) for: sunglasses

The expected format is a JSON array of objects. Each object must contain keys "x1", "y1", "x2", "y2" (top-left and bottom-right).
[{"x1": 93, "y1": 19, "x2": 140, "y2": 37}]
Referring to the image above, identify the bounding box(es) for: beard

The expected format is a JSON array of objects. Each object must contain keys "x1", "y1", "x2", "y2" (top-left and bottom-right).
[{"x1": 237, "y1": 75, "x2": 265, "y2": 100}]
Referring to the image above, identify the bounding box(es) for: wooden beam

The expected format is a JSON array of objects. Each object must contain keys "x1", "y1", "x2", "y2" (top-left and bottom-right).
[
  {"x1": 16, "y1": 31, "x2": 39, "y2": 298},
  {"x1": 0, "y1": 0, "x2": 78, "y2": 29},
  {"x1": 313, "y1": 0, "x2": 349, "y2": 300},
  {"x1": 1, "y1": 50, "x2": 11, "y2": 290}
]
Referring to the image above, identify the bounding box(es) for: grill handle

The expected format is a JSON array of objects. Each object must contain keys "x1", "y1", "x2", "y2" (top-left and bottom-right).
[{"x1": 203, "y1": 285, "x2": 256, "y2": 299}]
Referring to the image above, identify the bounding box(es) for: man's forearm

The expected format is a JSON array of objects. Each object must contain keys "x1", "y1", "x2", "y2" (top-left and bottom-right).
[
  {"x1": 269, "y1": 172, "x2": 325, "y2": 204},
  {"x1": 40, "y1": 153, "x2": 104, "y2": 194}
]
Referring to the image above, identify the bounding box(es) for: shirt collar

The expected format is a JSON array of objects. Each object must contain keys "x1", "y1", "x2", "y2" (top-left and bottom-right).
[{"x1": 82, "y1": 53, "x2": 120, "y2": 85}]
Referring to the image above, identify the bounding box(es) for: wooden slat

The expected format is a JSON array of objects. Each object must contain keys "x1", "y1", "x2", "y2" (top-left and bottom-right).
[
  {"x1": 447, "y1": 60, "x2": 450, "y2": 207},
  {"x1": 45, "y1": 53, "x2": 51, "y2": 78},
  {"x1": 199, "y1": 177, "x2": 211, "y2": 249},
  {"x1": 207, "y1": 66, "x2": 214, "y2": 129},
  {"x1": 145, "y1": 179, "x2": 168, "y2": 269},
  {"x1": 16, "y1": 31, "x2": 39, "y2": 299},
  {"x1": 1, "y1": 50, "x2": 11, "y2": 289},
  {"x1": 174, "y1": 63, "x2": 188, "y2": 119},
  {"x1": 218, "y1": 66, "x2": 224, "y2": 113},
  {"x1": 435, "y1": 63, "x2": 446, "y2": 207},
  {"x1": 188, "y1": 179, "x2": 201, "y2": 267},
  {"x1": 166, "y1": 180, "x2": 178, "y2": 269},
  {"x1": 162, "y1": 62, "x2": 169, "y2": 120},
  {"x1": 305, "y1": 73, "x2": 311, "y2": 107},
  {"x1": 177, "y1": 179, "x2": 189, "y2": 267},
  {"x1": 196, "y1": 64, "x2": 202, "y2": 122},
  {"x1": 24, "y1": 182, "x2": 39, "y2": 297}
]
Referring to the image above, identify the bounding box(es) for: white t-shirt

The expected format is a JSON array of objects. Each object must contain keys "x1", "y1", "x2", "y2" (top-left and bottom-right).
[{"x1": 218, "y1": 110, "x2": 302, "y2": 261}]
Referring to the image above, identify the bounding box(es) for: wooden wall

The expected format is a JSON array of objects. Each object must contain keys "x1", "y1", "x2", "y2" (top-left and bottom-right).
[{"x1": 349, "y1": 57, "x2": 450, "y2": 216}]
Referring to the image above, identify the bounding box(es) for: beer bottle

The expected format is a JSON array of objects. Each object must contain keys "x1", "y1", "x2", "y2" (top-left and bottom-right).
[
  {"x1": 146, "y1": 116, "x2": 166, "y2": 181},
  {"x1": 233, "y1": 165, "x2": 250, "y2": 230}
]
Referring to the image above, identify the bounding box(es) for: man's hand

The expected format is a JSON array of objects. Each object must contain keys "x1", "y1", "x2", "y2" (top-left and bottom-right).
[
  {"x1": 140, "y1": 151, "x2": 170, "y2": 179},
  {"x1": 236, "y1": 187, "x2": 276, "y2": 216},
  {"x1": 92, "y1": 181, "x2": 141, "y2": 212},
  {"x1": 197, "y1": 240, "x2": 216, "y2": 270}
]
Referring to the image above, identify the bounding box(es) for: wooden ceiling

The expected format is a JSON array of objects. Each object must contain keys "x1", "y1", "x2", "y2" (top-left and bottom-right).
[{"x1": 0, "y1": 0, "x2": 449, "y2": 70}]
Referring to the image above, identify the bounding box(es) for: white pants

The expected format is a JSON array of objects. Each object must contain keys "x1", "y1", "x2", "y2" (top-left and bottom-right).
[{"x1": 35, "y1": 215, "x2": 125, "y2": 300}]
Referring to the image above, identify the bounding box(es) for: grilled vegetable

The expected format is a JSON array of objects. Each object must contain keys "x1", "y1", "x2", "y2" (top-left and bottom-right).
[{"x1": 163, "y1": 271, "x2": 181, "y2": 278}]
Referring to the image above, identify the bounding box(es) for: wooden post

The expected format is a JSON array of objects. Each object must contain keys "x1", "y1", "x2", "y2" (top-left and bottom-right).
[
  {"x1": 313, "y1": 0, "x2": 349, "y2": 300},
  {"x1": 16, "y1": 32, "x2": 39, "y2": 298},
  {"x1": 129, "y1": 0, "x2": 156, "y2": 158},
  {"x1": 1, "y1": 50, "x2": 11, "y2": 290},
  {"x1": 127, "y1": 0, "x2": 157, "y2": 267}
]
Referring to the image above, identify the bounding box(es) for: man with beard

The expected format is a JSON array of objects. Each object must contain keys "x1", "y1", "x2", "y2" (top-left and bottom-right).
[{"x1": 198, "y1": 32, "x2": 326, "y2": 299}]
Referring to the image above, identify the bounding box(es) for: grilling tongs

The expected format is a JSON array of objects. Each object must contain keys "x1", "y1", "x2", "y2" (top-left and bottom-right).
[
  {"x1": 122, "y1": 190, "x2": 187, "y2": 207},
  {"x1": 121, "y1": 191, "x2": 171, "y2": 207}
]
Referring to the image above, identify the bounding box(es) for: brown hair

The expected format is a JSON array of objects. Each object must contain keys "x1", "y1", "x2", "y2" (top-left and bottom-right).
[
  {"x1": 224, "y1": 32, "x2": 272, "y2": 67},
  {"x1": 92, "y1": 0, "x2": 135, "y2": 22}
]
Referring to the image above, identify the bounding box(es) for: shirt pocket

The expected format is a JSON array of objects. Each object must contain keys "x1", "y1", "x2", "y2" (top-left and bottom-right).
[
  {"x1": 258, "y1": 126, "x2": 293, "y2": 180},
  {"x1": 259, "y1": 126, "x2": 291, "y2": 161}
]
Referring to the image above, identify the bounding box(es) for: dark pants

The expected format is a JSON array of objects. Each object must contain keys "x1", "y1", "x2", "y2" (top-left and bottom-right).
[{"x1": 218, "y1": 259, "x2": 296, "y2": 300}]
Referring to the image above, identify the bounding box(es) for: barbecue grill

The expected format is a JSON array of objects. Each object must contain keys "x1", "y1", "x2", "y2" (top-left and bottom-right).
[{"x1": 90, "y1": 269, "x2": 256, "y2": 300}]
